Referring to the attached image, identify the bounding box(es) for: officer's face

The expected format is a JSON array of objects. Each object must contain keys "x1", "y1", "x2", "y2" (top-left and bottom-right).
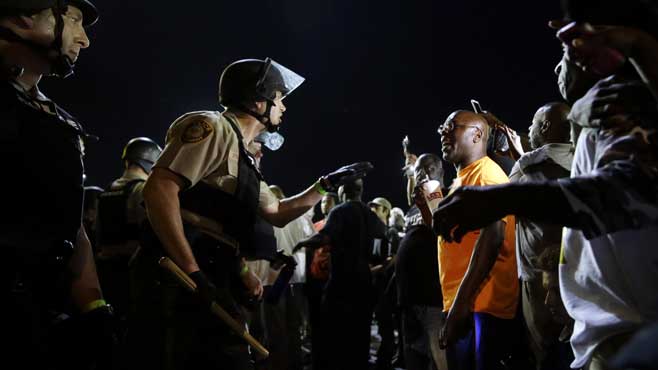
[
  {"x1": 60, "y1": 6, "x2": 90, "y2": 63},
  {"x1": 30, "y1": 6, "x2": 90, "y2": 63},
  {"x1": 268, "y1": 91, "x2": 286, "y2": 127}
]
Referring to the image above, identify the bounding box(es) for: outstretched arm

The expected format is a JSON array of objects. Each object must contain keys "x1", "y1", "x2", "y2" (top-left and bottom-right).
[
  {"x1": 261, "y1": 162, "x2": 373, "y2": 227},
  {"x1": 292, "y1": 233, "x2": 331, "y2": 254},
  {"x1": 433, "y1": 181, "x2": 576, "y2": 242}
]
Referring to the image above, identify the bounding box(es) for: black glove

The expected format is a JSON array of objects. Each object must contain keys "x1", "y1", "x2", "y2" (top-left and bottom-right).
[
  {"x1": 269, "y1": 249, "x2": 298, "y2": 270},
  {"x1": 189, "y1": 270, "x2": 217, "y2": 310},
  {"x1": 320, "y1": 162, "x2": 374, "y2": 192},
  {"x1": 78, "y1": 305, "x2": 119, "y2": 370}
]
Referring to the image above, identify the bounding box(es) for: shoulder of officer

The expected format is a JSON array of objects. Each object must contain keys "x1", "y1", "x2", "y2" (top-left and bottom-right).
[{"x1": 165, "y1": 110, "x2": 237, "y2": 145}]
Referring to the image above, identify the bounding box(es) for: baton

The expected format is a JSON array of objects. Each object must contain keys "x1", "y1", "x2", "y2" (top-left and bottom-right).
[{"x1": 158, "y1": 257, "x2": 270, "y2": 358}]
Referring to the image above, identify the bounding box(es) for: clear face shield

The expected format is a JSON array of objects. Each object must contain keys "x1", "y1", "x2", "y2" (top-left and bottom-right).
[
  {"x1": 253, "y1": 58, "x2": 304, "y2": 149},
  {"x1": 256, "y1": 58, "x2": 305, "y2": 99}
]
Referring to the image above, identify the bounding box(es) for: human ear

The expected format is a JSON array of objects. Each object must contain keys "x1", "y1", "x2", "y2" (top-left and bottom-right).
[
  {"x1": 540, "y1": 121, "x2": 552, "y2": 134},
  {"x1": 472, "y1": 129, "x2": 483, "y2": 144},
  {"x1": 254, "y1": 100, "x2": 266, "y2": 114}
]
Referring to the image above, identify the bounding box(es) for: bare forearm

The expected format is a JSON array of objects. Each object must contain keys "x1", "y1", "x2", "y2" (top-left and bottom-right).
[
  {"x1": 293, "y1": 233, "x2": 330, "y2": 253},
  {"x1": 69, "y1": 226, "x2": 103, "y2": 310},
  {"x1": 144, "y1": 178, "x2": 199, "y2": 274},
  {"x1": 406, "y1": 177, "x2": 415, "y2": 206},
  {"x1": 452, "y1": 221, "x2": 504, "y2": 307},
  {"x1": 269, "y1": 184, "x2": 322, "y2": 227}
]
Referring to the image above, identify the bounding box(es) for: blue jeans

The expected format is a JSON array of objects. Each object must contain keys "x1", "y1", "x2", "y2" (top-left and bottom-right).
[{"x1": 446, "y1": 312, "x2": 515, "y2": 370}]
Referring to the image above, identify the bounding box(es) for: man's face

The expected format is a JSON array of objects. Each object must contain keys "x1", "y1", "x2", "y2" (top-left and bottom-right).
[
  {"x1": 528, "y1": 109, "x2": 546, "y2": 150},
  {"x1": 268, "y1": 91, "x2": 286, "y2": 127},
  {"x1": 542, "y1": 270, "x2": 570, "y2": 325},
  {"x1": 414, "y1": 156, "x2": 443, "y2": 184},
  {"x1": 370, "y1": 204, "x2": 389, "y2": 224},
  {"x1": 439, "y1": 113, "x2": 480, "y2": 164},
  {"x1": 320, "y1": 194, "x2": 335, "y2": 216},
  {"x1": 555, "y1": 51, "x2": 598, "y2": 104},
  {"x1": 31, "y1": 6, "x2": 90, "y2": 63}
]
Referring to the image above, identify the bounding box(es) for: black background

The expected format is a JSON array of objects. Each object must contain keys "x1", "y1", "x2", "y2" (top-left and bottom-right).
[{"x1": 43, "y1": 0, "x2": 564, "y2": 210}]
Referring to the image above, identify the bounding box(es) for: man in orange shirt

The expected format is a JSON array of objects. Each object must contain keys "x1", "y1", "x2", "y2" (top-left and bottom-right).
[{"x1": 435, "y1": 111, "x2": 518, "y2": 370}]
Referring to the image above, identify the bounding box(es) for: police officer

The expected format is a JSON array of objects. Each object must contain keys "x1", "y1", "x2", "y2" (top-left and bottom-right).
[
  {"x1": 129, "y1": 58, "x2": 372, "y2": 370},
  {"x1": 0, "y1": 1, "x2": 115, "y2": 369},
  {"x1": 97, "y1": 138, "x2": 162, "y2": 256},
  {"x1": 95, "y1": 137, "x2": 161, "y2": 335}
]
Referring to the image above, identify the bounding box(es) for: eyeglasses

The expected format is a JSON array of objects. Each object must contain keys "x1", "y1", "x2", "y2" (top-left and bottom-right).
[{"x1": 437, "y1": 121, "x2": 483, "y2": 135}]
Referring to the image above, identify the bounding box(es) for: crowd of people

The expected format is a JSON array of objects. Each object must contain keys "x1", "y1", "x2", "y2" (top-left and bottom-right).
[{"x1": 3, "y1": 0, "x2": 658, "y2": 369}]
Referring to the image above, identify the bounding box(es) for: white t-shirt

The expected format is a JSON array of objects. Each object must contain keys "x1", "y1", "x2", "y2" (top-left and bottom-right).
[
  {"x1": 559, "y1": 128, "x2": 658, "y2": 368},
  {"x1": 250, "y1": 210, "x2": 316, "y2": 286}
]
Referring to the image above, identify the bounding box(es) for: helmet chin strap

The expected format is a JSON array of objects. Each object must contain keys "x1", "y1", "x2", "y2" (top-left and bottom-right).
[
  {"x1": 49, "y1": 1, "x2": 75, "y2": 78},
  {"x1": 237, "y1": 99, "x2": 279, "y2": 133}
]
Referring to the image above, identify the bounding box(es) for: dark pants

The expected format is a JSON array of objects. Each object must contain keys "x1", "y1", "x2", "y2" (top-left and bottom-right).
[
  {"x1": 375, "y1": 301, "x2": 396, "y2": 369},
  {"x1": 446, "y1": 312, "x2": 515, "y2": 370},
  {"x1": 254, "y1": 284, "x2": 305, "y2": 370},
  {"x1": 402, "y1": 306, "x2": 448, "y2": 370},
  {"x1": 521, "y1": 279, "x2": 568, "y2": 370},
  {"x1": 127, "y1": 229, "x2": 252, "y2": 370},
  {"x1": 316, "y1": 299, "x2": 373, "y2": 370},
  {"x1": 305, "y1": 275, "x2": 326, "y2": 370},
  {"x1": 373, "y1": 263, "x2": 398, "y2": 369}
]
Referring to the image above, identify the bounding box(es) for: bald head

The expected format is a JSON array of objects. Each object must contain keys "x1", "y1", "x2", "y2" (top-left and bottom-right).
[
  {"x1": 414, "y1": 153, "x2": 444, "y2": 184},
  {"x1": 439, "y1": 110, "x2": 488, "y2": 168},
  {"x1": 529, "y1": 102, "x2": 571, "y2": 149},
  {"x1": 339, "y1": 178, "x2": 363, "y2": 202}
]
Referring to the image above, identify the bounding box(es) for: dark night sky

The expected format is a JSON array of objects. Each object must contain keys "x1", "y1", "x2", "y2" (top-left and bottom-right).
[{"x1": 43, "y1": 0, "x2": 564, "y2": 211}]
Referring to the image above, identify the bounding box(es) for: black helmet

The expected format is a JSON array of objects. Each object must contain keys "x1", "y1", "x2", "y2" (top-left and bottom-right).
[
  {"x1": 121, "y1": 137, "x2": 162, "y2": 173},
  {"x1": 218, "y1": 58, "x2": 304, "y2": 131},
  {"x1": 0, "y1": 0, "x2": 98, "y2": 78},
  {"x1": 0, "y1": 0, "x2": 98, "y2": 26}
]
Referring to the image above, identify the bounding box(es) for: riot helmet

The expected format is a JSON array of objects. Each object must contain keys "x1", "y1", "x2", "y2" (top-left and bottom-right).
[
  {"x1": 121, "y1": 137, "x2": 162, "y2": 173},
  {"x1": 218, "y1": 57, "x2": 304, "y2": 133},
  {"x1": 0, "y1": 0, "x2": 98, "y2": 78}
]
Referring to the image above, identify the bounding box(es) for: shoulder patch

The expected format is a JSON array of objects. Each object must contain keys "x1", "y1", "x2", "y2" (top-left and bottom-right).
[{"x1": 182, "y1": 120, "x2": 214, "y2": 143}]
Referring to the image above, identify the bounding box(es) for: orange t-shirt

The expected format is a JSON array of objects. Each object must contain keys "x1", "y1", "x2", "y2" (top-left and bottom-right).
[{"x1": 438, "y1": 156, "x2": 518, "y2": 319}]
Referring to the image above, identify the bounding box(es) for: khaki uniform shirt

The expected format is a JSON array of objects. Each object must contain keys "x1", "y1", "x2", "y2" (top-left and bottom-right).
[{"x1": 154, "y1": 110, "x2": 278, "y2": 237}]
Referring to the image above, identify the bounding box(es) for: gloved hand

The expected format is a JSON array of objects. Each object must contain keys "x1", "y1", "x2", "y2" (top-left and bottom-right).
[
  {"x1": 320, "y1": 162, "x2": 374, "y2": 192},
  {"x1": 270, "y1": 250, "x2": 298, "y2": 270},
  {"x1": 189, "y1": 270, "x2": 217, "y2": 310},
  {"x1": 78, "y1": 305, "x2": 119, "y2": 370}
]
